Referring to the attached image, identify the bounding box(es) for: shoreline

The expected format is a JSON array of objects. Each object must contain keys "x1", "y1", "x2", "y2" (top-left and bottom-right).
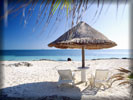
[{"x1": 0, "y1": 57, "x2": 132, "y2": 62}]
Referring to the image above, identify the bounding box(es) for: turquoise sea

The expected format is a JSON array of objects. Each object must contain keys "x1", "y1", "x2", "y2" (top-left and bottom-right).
[{"x1": 0, "y1": 49, "x2": 131, "y2": 61}]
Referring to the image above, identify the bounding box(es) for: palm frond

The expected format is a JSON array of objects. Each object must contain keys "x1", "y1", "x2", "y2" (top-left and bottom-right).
[
  {"x1": 1, "y1": 0, "x2": 128, "y2": 35},
  {"x1": 117, "y1": 67, "x2": 131, "y2": 73},
  {"x1": 121, "y1": 0, "x2": 128, "y2": 16},
  {"x1": 91, "y1": 0, "x2": 100, "y2": 22},
  {"x1": 128, "y1": 73, "x2": 133, "y2": 79},
  {"x1": 110, "y1": 73, "x2": 125, "y2": 79},
  {"x1": 52, "y1": 0, "x2": 61, "y2": 14},
  {"x1": 110, "y1": 67, "x2": 131, "y2": 86},
  {"x1": 118, "y1": 81, "x2": 130, "y2": 85},
  {"x1": 112, "y1": 77, "x2": 125, "y2": 83}
]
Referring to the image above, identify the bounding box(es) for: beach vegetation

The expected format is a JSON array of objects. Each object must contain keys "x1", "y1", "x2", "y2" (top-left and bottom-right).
[{"x1": 110, "y1": 67, "x2": 132, "y2": 86}]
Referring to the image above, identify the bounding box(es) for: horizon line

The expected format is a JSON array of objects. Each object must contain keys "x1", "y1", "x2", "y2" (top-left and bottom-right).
[{"x1": 0, "y1": 49, "x2": 131, "y2": 50}]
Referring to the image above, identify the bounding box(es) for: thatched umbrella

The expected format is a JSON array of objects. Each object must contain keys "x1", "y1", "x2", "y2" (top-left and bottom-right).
[
  {"x1": 48, "y1": 21, "x2": 117, "y2": 68},
  {"x1": 48, "y1": 21, "x2": 117, "y2": 82}
]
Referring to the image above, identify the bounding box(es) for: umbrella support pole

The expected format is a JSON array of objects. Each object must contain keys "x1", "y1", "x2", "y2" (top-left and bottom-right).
[
  {"x1": 82, "y1": 46, "x2": 85, "y2": 68},
  {"x1": 81, "y1": 46, "x2": 88, "y2": 82}
]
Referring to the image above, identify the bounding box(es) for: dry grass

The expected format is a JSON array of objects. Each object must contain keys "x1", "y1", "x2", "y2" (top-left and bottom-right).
[{"x1": 110, "y1": 67, "x2": 131, "y2": 86}]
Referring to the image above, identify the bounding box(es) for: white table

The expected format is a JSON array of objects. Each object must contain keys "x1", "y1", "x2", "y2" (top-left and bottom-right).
[{"x1": 78, "y1": 67, "x2": 89, "y2": 82}]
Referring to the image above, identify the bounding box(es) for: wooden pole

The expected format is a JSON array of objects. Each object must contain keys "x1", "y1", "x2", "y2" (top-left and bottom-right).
[{"x1": 82, "y1": 46, "x2": 85, "y2": 68}]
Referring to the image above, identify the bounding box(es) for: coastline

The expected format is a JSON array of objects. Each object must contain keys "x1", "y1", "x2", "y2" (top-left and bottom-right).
[
  {"x1": 0, "y1": 49, "x2": 131, "y2": 61},
  {"x1": 0, "y1": 58, "x2": 132, "y2": 100},
  {"x1": 0, "y1": 57, "x2": 132, "y2": 62}
]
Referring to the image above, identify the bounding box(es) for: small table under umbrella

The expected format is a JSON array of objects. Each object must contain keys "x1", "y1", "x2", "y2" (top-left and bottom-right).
[{"x1": 48, "y1": 21, "x2": 117, "y2": 82}]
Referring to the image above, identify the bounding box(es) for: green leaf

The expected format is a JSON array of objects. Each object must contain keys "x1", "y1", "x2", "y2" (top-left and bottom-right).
[
  {"x1": 128, "y1": 73, "x2": 133, "y2": 79},
  {"x1": 52, "y1": 0, "x2": 61, "y2": 14}
]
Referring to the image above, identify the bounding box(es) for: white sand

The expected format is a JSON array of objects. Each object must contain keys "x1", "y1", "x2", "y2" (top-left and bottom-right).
[{"x1": 0, "y1": 59, "x2": 131, "y2": 99}]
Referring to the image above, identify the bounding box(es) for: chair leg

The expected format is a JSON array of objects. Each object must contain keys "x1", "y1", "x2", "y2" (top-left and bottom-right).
[
  {"x1": 72, "y1": 82, "x2": 75, "y2": 88},
  {"x1": 85, "y1": 82, "x2": 87, "y2": 86},
  {"x1": 72, "y1": 82, "x2": 74, "y2": 85}
]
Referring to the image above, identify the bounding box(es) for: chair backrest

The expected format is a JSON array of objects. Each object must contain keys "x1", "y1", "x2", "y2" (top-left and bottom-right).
[
  {"x1": 58, "y1": 70, "x2": 73, "y2": 80},
  {"x1": 95, "y1": 69, "x2": 109, "y2": 81}
]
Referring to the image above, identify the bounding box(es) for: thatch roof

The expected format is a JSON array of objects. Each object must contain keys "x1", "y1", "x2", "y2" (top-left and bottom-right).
[{"x1": 48, "y1": 21, "x2": 117, "y2": 49}]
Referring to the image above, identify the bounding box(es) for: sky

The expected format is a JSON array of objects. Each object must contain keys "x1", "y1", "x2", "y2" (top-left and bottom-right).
[{"x1": 3, "y1": 2, "x2": 130, "y2": 50}]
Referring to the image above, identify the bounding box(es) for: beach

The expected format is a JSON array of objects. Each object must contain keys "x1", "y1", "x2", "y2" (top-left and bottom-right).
[
  {"x1": 0, "y1": 58, "x2": 132, "y2": 100},
  {"x1": 1, "y1": 0, "x2": 130, "y2": 99}
]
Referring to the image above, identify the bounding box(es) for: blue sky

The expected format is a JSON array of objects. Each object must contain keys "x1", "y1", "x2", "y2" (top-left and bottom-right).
[{"x1": 3, "y1": 2, "x2": 129, "y2": 50}]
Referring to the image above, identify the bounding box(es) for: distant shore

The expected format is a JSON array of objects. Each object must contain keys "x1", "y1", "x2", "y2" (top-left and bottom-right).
[
  {"x1": 0, "y1": 57, "x2": 132, "y2": 62},
  {"x1": 39, "y1": 57, "x2": 132, "y2": 61},
  {"x1": 0, "y1": 49, "x2": 131, "y2": 61}
]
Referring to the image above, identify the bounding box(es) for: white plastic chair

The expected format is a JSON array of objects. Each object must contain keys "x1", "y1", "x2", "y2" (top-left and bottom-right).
[
  {"x1": 89, "y1": 69, "x2": 111, "y2": 90},
  {"x1": 57, "y1": 70, "x2": 75, "y2": 87}
]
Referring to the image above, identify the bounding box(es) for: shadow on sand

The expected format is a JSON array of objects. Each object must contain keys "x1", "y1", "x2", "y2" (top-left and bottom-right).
[
  {"x1": 0, "y1": 81, "x2": 81, "y2": 100},
  {"x1": 0, "y1": 81, "x2": 131, "y2": 100}
]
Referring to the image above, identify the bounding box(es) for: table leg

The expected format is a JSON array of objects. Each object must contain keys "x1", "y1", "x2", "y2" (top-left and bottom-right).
[{"x1": 81, "y1": 69, "x2": 86, "y2": 82}]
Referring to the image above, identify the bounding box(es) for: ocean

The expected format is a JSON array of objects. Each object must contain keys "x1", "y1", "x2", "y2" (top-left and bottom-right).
[{"x1": 0, "y1": 49, "x2": 131, "y2": 61}]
